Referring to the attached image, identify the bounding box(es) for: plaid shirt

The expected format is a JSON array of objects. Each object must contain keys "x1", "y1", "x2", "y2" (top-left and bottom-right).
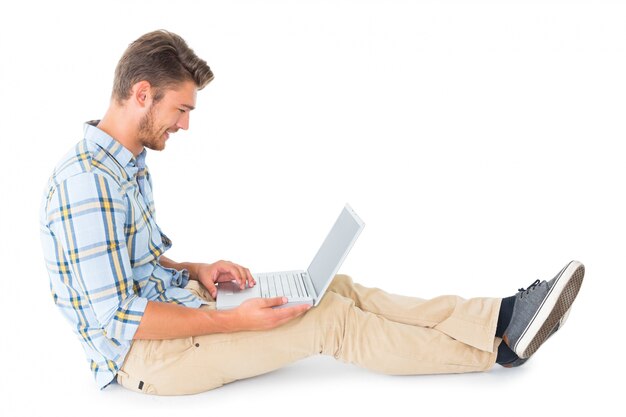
[{"x1": 40, "y1": 121, "x2": 205, "y2": 389}]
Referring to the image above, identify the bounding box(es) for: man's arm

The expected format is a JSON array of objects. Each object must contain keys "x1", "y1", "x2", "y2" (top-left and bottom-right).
[
  {"x1": 47, "y1": 173, "x2": 149, "y2": 342},
  {"x1": 133, "y1": 296, "x2": 310, "y2": 340},
  {"x1": 136, "y1": 256, "x2": 308, "y2": 339}
]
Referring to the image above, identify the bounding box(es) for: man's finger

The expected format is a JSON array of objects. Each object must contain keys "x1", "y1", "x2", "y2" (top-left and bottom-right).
[
  {"x1": 235, "y1": 265, "x2": 248, "y2": 289},
  {"x1": 276, "y1": 304, "x2": 311, "y2": 316},
  {"x1": 215, "y1": 273, "x2": 236, "y2": 283},
  {"x1": 204, "y1": 279, "x2": 218, "y2": 298},
  {"x1": 245, "y1": 268, "x2": 255, "y2": 287},
  {"x1": 258, "y1": 297, "x2": 288, "y2": 308},
  {"x1": 222, "y1": 263, "x2": 246, "y2": 288}
]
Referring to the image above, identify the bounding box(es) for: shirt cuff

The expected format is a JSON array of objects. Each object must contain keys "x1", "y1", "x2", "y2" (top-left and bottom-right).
[
  {"x1": 172, "y1": 268, "x2": 191, "y2": 288},
  {"x1": 106, "y1": 294, "x2": 149, "y2": 342}
]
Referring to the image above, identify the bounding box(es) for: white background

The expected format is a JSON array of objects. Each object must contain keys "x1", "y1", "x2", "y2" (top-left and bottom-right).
[{"x1": 1, "y1": 0, "x2": 624, "y2": 415}]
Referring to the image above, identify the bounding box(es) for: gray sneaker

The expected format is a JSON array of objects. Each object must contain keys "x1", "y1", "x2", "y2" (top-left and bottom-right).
[
  {"x1": 502, "y1": 305, "x2": 574, "y2": 368},
  {"x1": 503, "y1": 261, "x2": 585, "y2": 359},
  {"x1": 502, "y1": 304, "x2": 574, "y2": 368},
  {"x1": 501, "y1": 317, "x2": 563, "y2": 368}
]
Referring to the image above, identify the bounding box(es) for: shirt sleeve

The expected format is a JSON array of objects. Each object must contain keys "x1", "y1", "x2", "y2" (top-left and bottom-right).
[{"x1": 47, "y1": 172, "x2": 148, "y2": 342}]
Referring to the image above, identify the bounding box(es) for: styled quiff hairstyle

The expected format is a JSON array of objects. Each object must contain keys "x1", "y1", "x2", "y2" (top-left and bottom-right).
[{"x1": 112, "y1": 30, "x2": 214, "y2": 104}]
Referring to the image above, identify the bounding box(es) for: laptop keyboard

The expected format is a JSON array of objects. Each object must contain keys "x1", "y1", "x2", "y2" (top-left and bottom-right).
[{"x1": 258, "y1": 272, "x2": 310, "y2": 298}]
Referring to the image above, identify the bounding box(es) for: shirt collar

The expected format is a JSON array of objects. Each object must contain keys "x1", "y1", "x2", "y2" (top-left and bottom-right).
[{"x1": 84, "y1": 120, "x2": 146, "y2": 172}]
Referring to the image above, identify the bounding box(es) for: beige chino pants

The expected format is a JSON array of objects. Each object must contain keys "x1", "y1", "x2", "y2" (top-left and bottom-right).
[{"x1": 117, "y1": 275, "x2": 502, "y2": 395}]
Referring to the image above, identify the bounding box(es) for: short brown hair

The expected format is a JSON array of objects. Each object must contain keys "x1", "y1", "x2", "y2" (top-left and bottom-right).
[{"x1": 112, "y1": 30, "x2": 214, "y2": 103}]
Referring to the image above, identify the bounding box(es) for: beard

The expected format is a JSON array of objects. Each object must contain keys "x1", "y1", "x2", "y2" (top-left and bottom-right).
[{"x1": 137, "y1": 105, "x2": 168, "y2": 151}]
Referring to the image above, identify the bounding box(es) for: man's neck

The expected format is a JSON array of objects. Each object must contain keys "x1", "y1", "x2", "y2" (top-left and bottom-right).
[{"x1": 97, "y1": 104, "x2": 144, "y2": 157}]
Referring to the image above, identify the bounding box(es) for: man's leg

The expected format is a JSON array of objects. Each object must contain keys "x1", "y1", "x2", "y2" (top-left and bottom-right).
[
  {"x1": 328, "y1": 259, "x2": 585, "y2": 367},
  {"x1": 117, "y1": 279, "x2": 500, "y2": 395},
  {"x1": 327, "y1": 274, "x2": 501, "y2": 353}
]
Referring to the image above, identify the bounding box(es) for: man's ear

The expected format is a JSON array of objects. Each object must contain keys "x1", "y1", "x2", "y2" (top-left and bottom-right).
[{"x1": 131, "y1": 80, "x2": 152, "y2": 108}]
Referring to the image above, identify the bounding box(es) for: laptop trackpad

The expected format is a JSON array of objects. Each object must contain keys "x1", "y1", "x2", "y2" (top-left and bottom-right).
[{"x1": 217, "y1": 280, "x2": 239, "y2": 295}]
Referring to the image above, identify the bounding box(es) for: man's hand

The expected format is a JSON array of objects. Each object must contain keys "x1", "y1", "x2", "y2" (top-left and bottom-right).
[
  {"x1": 134, "y1": 296, "x2": 311, "y2": 340},
  {"x1": 231, "y1": 297, "x2": 311, "y2": 331},
  {"x1": 195, "y1": 260, "x2": 255, "y2": 299}
]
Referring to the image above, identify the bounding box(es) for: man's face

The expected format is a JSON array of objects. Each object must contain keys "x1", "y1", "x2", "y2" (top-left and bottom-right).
[{"x1": 137, "y1": 80, "x2": 197, "y2": 151}]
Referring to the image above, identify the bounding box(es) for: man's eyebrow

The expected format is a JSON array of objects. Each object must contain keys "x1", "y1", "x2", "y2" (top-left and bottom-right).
[{"x1": 182, "y1": 104, "x2": 195, "y2": 111}]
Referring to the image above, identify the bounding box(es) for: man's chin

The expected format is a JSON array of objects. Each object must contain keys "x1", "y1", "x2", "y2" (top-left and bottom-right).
[
  {"x1": 145, "y1": 144, "x2": 166, "y2": 152},
  {"x1": 142, "y1": 139, "x2": 166, "y2": 152}
]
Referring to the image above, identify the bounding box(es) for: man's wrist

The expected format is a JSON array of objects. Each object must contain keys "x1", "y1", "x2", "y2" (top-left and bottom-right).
[
  {"x1": 203, "y1": 308, "x2": 241, "y2": 333},
  {"x1": 183, "y1": 262, "x2": 201, "y2": 281},
  {"x1": 159, "y1": 256, "x2": 202, "y2": 280}
]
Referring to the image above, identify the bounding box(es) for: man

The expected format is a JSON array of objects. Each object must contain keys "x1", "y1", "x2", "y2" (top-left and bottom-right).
[{"x1": 40, "y1": 30, "x2": 585, "y2": 395}]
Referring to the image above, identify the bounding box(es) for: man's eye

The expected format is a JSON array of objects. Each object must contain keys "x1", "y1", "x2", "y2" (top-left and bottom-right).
[{"x1": 178, "y1": 108, "x2": 186, "y2": 113}]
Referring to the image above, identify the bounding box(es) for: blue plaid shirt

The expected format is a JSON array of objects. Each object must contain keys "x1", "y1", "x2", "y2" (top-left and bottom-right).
[{"x1": 40, "y1": 121, "x2": 205, "y2": 389}]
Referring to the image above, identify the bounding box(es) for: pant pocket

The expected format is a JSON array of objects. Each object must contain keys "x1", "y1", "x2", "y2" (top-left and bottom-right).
[
  {"x1": 148, "y1": 337, "x2": 195, "y2": 359},
  {"x1": 117, "y1": 370, "x2": 158, "y2": 395}
]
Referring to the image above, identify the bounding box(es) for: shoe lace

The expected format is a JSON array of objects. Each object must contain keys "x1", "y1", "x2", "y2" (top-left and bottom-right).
[{"x1": 518, "y1": 279, "x2": 541, "y2": 298}]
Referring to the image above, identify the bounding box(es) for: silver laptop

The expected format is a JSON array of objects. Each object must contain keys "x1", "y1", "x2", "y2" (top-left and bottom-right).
[{"x1": 215, "y1": 204, "x2": 365, "y2": 310}]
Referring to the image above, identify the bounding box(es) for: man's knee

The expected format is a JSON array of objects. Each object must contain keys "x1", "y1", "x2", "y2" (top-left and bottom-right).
[{"x1": 329, "y1": 274, "x2": 354, "y2": 292}]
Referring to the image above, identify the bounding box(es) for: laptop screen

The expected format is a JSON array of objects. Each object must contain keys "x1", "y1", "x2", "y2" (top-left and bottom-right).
[{"x1": 307, "y1": 205, "x2": 365, "y2": 298}]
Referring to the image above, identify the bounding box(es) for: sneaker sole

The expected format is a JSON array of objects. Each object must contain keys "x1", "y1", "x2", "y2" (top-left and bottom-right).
[{"x1": 514, "y1": 261, "x2": 585, "y2": 359}]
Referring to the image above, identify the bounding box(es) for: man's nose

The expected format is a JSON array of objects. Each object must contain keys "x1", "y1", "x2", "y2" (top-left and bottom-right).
[{"x1": 177, "y1": 112, "x2": 190, "y2": 130}]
